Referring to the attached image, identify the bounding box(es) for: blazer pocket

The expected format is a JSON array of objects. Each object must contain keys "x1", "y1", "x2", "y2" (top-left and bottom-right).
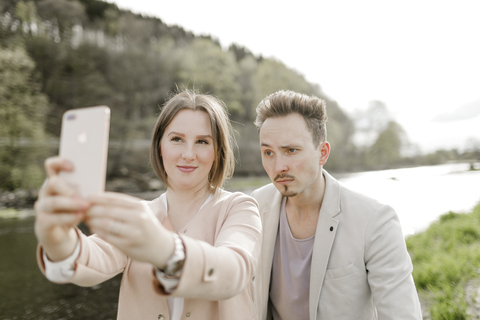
[{"x1": 325, "y1": 263, "x2": 355, "y2": 280}]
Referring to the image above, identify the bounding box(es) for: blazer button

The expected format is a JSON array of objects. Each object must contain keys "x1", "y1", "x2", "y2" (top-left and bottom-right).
[
  {"x1": 330, "y1": 226, "x2": 334, "y2": 231},
  {"x1": 186, "y1": 312, "x2": 191, "y2": 317},
  {"x1": 208, "y1": 268, "x2": 214, "y2": 276},
  {"x1": 158, "y1": 314, "x2": 164, "y2": 320}
]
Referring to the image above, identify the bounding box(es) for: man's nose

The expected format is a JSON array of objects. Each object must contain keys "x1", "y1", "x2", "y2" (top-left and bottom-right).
[{"x1": 275, "y1": 156, "x2": 288, "y2": 172}]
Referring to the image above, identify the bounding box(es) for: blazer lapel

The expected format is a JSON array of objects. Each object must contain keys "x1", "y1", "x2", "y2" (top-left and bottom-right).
[
  {"x1": 256, "y1": 186, "x2": 283, "y2": 320},
  {"x1": 261, "y1": 188, "x2": 282, "y2": 296},
  {"x1": 309, "y1": 170, "x2": 341, "y2": 320}
]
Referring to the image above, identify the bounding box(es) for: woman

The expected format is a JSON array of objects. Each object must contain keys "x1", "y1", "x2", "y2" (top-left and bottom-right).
[{"x1": 34, "y1": 90, "x2": 262, "y2": 320}]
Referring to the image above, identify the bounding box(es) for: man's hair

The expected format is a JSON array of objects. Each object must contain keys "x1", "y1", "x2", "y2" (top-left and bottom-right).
[
  {"x1": 254, "y1": 90, "x2": 328, "y2": 145},
  {"x1": 150, "y1": 89, "x2": 235, "y2": 192}
]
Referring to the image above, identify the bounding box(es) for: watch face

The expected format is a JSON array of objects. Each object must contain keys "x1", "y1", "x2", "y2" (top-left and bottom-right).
[
  {"x1": 164, "y1": 258, "x2": 184, "y2": 277},
  {"x1": 164, "y1": 234, "x2": 185, "y2": 277},
  {"x1": 173, "y1": 259, "x2": 185, "y2": 274}
]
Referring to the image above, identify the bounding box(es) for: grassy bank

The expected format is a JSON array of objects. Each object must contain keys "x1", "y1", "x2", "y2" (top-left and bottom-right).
[{"x1": 407, "y1": 202, "x2": 480, "y2": 319}]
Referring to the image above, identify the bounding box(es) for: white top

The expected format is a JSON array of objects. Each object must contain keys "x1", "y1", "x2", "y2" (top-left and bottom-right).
[
  {"x1": 159, "y1": 192, "x2": 212, "y2": 320},
  {"x1": 270, "y1": 197, "x2": 315, "y2": 320}
]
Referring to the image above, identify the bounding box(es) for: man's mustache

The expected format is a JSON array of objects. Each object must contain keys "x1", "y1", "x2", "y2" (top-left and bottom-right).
[{"x1": 274, "y1": 173, "x2": 295, "y2": 181}]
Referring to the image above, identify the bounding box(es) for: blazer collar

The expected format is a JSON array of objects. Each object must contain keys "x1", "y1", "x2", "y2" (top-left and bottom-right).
[
  {"x1": 260, "y1": 184, "x2": 282, "y2": 215},
  {"x1": 321, "y1": 169, "x2": 342, "y2": 218},
  {"x1": 257, "y1": 184, "x2": 283, "y2": 320},
  {"x1": 308, "y1": 169, "x2": 341, "y2": 320}
]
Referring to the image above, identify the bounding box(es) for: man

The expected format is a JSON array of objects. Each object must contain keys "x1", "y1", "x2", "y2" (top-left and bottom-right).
[{"x1": 251, "y1": 90, "x2": 422, "y2": 319}]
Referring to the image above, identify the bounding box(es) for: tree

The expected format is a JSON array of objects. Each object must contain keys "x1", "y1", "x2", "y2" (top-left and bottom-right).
[
  {"x1": 236, "y1": 55, "x2": 258, "y2": 121},
  {"x1": 464, "y1": 137, "x2": 480, "y2": 165},
  {"x1": 36, "y1": 0, "x2": 87, "y2": 34},
  {"x1": 352, "y1": 100, "x2": 392, "y2": 147},
  {"x1": 0, "y1": 45, "x2": 50, "y2": 190},
  {"x1": 252, "y1": 58, "x2": 315, "y2": 115},
  {"x1": 176, "y1": 38, "x2": 243, "y2": 116},
  {"x1": 367, "y1": 121, "x2": 408, "y2": 168}
]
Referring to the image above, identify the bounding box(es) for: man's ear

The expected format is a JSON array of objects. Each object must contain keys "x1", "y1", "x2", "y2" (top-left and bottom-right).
[{"x1": 319, "y1": 141, "x2": 330, "y2": 166}]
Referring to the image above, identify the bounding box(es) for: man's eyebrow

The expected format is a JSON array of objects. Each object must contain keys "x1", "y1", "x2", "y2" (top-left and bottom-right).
[
  {"x1": 281, "y1": 145, "x2": 300, "y2": 149},
  {"x1": 260, "y1": 143, "x2": 299, "y2": 149}
]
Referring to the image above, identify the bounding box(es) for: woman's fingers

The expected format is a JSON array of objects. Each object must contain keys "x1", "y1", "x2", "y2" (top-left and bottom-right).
[
  {"x1": 86, "y1": 194, "x2": 158, "y2": 248},
  {"x1": 35, "y1": 195, "x2": 89, "y2": 214},
  {"x1": 39, "y1": 175, "x2": 80, "y2": 200},
  {"x1": 86, "y1": 204, "x2": 152, "y2": 244},
  {"x1": 88, "y1": 217, "x2": 144, "y2": 251},
  {"x1": 91, "y1": 224, "x2": 132, "y2": 249},
  {"x1": 41, "y1": 156, "x2": 78, "y2": 198},
  {"x1": 42, "y1": 211, "x2": 85, "y2": 227},
  {"x1": 35, "y1": 196, "x2": 88, "y2": 232},
  {"x1": 87, "y1": 203, "x2": 145, "y2": 222},
  {"x1": 88, "y1": 192, "x2": 142, "y2": 208},
  {"x1": 87, "y1": 192, "x2": 150, "y2": 225},
  {"x1": 89, "y1": 217, "x2": 128, "y2": 237},
  {"x1": 45, "y1": 156, "x2": 74, "y2": 177}
]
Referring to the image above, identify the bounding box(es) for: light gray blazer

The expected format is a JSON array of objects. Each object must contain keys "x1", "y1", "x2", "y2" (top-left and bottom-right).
[{"x1": 252, "y1": 170, "x2": 422, "y2": 320}]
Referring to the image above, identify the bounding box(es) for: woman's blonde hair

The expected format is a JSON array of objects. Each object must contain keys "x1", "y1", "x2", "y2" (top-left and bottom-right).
[{"x1": 150, "y1": 89, "x2": 235, "y2": 191}]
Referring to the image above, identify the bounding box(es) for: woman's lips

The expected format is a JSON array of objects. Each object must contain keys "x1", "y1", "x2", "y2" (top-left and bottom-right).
[{"x1": 178, "y1": 165, "x2": 197, "y2": 173}]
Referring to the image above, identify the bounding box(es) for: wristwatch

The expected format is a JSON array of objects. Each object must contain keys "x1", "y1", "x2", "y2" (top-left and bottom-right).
[{"x1": 159, "y1": 233, "x2": 185, "y2": 278}]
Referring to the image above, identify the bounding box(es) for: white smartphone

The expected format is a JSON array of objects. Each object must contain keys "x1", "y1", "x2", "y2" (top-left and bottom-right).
[{"x1": 59, "y1": 106, "x2": 110, "y2": 198}]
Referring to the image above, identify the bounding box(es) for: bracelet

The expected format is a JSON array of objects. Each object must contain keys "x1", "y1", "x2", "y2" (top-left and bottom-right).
[{"x1": 158, "y1": 233, "x2": 185, "y2": 279}]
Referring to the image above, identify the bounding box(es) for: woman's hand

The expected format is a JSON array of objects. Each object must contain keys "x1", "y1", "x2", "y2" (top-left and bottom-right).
[
  {"x1": 34, "y1": 157, "x2": 89, "y2": 261},
  {"x1": 86, "y1": 192, "x2": 175, "y2": 269}
]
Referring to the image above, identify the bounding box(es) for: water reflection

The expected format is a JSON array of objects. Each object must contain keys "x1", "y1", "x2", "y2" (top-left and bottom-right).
[{"x1": 0, "y1": 218, "x2": 120, "y2": 319}]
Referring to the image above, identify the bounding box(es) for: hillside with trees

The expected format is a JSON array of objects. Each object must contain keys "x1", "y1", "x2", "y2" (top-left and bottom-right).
[{"x1": 1, "y1": 0, "x2": 477, "y2": 193}]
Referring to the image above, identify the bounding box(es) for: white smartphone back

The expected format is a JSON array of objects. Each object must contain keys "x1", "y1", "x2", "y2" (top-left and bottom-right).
[{"x1": 59, "y1": 106, "x2": 110, "y2": 198}]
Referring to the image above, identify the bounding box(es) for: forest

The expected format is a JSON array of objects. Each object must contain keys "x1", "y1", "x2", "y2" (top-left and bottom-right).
[{"x1": 1, "y1": 0, "x2": 478, "y2": 194}]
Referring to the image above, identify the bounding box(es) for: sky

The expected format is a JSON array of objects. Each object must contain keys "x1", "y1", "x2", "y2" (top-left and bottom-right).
[{"x1": 109, "y1": 0, "x2": 480, "y2": 153}]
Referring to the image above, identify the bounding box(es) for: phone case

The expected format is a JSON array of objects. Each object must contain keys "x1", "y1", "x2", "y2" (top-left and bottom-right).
[{"x1": 59, "y1": 106, "x2": 110, "y2": 197}]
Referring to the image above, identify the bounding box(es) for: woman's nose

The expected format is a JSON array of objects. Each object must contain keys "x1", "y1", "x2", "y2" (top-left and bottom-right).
[{"x1": 182, "y1": 145, "x2": 196, "y2": 160}]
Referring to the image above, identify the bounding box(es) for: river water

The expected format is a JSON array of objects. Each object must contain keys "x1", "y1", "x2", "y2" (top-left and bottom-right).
[
  {"x1": 1, "y1": 163, "x2": 479, "y2": 319},
  {"x1": 336, "y1": 162, "x2": 480, "y2": 236}
]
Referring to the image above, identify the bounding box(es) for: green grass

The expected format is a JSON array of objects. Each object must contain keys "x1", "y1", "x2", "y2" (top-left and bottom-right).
[
  {"x1": 407, "y1": 202, "x2": 480, "y2": 319},
  {"x1": 224, "y1": 175, "x2": 271, "y2": 191},
  {"x1": 0, "y1": 208, "x2": 20, "y2": 219}
]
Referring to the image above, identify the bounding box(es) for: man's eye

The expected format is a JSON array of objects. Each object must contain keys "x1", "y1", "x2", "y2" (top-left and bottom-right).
[
  {"x1": 264, "y1": 150, "x2": 273, "y2": 156},
  {"x1": 288, "y1": 149, "x2": 298, "y2": 153}
]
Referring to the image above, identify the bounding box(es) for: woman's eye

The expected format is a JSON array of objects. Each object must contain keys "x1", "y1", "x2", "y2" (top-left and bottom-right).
[
  {"x1": 197, "y1": 139, "x2": 209, "y2": 145},
  {"x1": 171, "y1": 137, "x2": 182, "y2": 142}
]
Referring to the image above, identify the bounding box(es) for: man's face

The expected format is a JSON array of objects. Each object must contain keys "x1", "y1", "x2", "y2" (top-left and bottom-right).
[{"x1": 259, "y1": 113, "x2": 329, "y2": 197}]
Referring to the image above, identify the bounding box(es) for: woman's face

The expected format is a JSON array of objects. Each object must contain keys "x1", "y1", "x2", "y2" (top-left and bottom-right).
[{"x1": 160, "y1": 109, "x2": 215, "y2": 192}]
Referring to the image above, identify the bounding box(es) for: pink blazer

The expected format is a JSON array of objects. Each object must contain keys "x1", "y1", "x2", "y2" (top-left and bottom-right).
[{"x1": 37, "y1": 190, "x2": 262, "y2": 320}]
